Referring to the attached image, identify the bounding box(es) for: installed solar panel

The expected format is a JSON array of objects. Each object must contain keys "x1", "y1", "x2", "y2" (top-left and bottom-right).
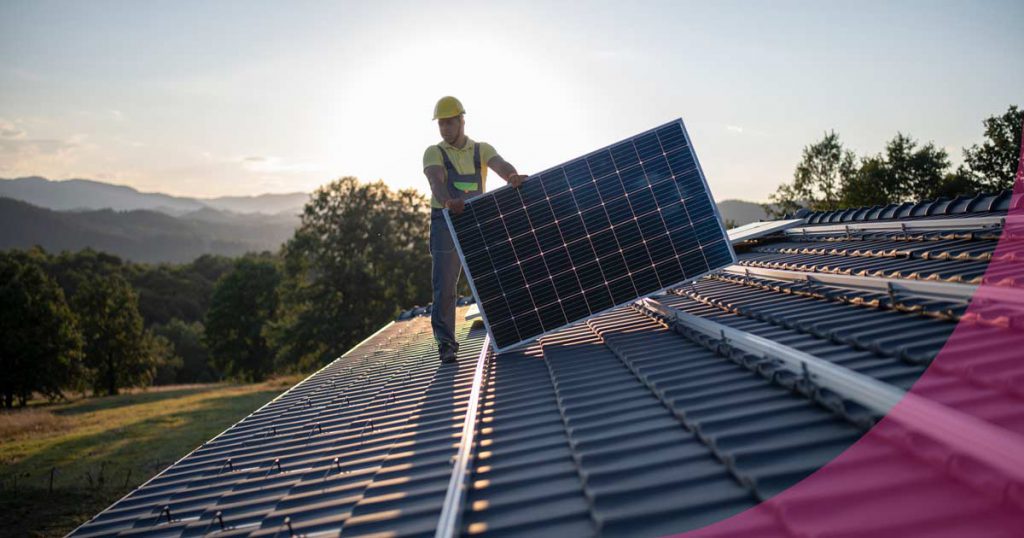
[{"x1": 446, "y1": 119, "x2": 735, "y2": 352}]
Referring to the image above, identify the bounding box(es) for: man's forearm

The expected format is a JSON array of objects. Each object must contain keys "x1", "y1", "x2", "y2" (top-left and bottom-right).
[
  {"x1": 497, "y1": 161, "x2": 519, "y2": 182},
  {"x1": 428, "y1": 175, "x2": 453, "y2": 205}
]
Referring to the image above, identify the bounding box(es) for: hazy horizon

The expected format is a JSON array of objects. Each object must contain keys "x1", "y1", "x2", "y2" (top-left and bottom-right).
[{"x1": 2, "y1": 0, "x2": 1021, "y2": 203}]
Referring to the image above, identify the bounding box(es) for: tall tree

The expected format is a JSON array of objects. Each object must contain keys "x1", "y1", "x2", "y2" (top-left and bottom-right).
[
  {"x1": 269, "y1": 177, "x2": 432, "y2": 371},
  {"x1": 768, "y1": 131, "x2": 857, "y2": 216},
  {"x1": 0, "y1": 252, "x2": 83, "y2": 407},
  {"x1": 842, "y1": 133, "x2": 966, "y2": 207},
  {"x1": 72, "y1": 274, "x2": 153, "y2": 395},
  {"x1": 962, "y1": 105, "x2": 1022, "y2": 191},
  {"x1": 204, "y1": 256, "x2": 281, "y2": 381},
  {"x1": 153, "y1": 319, "x2": 216, "y2": 383}
]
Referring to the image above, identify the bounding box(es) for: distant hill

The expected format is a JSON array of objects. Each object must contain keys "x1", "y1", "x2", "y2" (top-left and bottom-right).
[
  {"x1": 0, "y1": 197, "x2": 299, "y2": 263},
  {"x1": 0, "y1": 176, "x2": 308, "y2": 216},
  {"x1": 1, "y1": 176, "x2": 774, "y2": 262},
  {"x1": 716, "y1": 199, "x2": 770, "y2": 227}
]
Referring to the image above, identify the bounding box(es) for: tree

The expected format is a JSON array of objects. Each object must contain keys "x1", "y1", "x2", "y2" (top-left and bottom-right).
[
  {"x1": 72, "y1": 274, "x2": 154, "y2": 395},
  {"x1": 962, "y1": 105, "x2": 1022, "y2": 191},
  {"x1": 147, "y1": 331, "x2": 182, "y2": 386},
  {"x1": 269, "y1": 177, "x2": 432, "y2": 371},
  {"x1": 0, "y1": 252, "x2": 83, "y2": 407},
  {"x1": 152, "y1": 319, "x2": 216, "y2": 382},
  {"x1": 205, "y1": 256, "x2": 281, "y2": 381},
  {"x1": 768, "y1": 131, "x2": 857, "y2": 216},
  {"x1": 842, "y1": 133, "x2": 969, "y2": 207},
  {"x1": 130, "y1": 255, "x2": 235, "y2": 327}
]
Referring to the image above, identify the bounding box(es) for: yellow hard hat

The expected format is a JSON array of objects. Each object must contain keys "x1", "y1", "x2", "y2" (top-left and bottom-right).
[{"x1": 433, "y1": 96, "x2": 465, "y2": 120}]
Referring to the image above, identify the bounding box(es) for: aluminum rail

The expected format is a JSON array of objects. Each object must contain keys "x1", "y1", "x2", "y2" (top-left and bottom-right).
[
  {"x1": 640, "y1": 297, "x2": 1024, "y2": 485},
  {"x1": 728, "y1": 218, "x2": 805, "y2": 244},
  {"x1": 435, "y1": 335, "x2": 491, "y2": 538},
  {"x1": 786, "y1": 214, "x2": 1009, "y2": 235},
  {"x1": 720, "y1": 264, "x2": 1024, "y2": 309}
]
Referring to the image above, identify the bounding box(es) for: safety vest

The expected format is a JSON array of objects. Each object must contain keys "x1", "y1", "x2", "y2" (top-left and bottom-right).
[{"x1": 432, "y1": 143, "x2": 484, "y2": 213}]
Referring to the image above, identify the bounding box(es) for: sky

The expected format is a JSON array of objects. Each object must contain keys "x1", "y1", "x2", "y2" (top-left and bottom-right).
[{"x1": 1, "y1": 0, "x2": 1021, "y2": 202}]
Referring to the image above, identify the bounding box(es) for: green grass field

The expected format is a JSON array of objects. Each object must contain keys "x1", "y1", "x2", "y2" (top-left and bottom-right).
[{"x1": 0, "y1": 378, "x2": 301, "y2": 538}]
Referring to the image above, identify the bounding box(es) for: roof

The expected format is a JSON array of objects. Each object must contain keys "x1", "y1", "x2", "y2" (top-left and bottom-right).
[{"x1": 70, "y1": 190, "x2": 1024, "y2": 537}]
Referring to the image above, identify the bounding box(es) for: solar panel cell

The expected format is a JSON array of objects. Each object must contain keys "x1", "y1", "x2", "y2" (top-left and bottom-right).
[
  {"x1": 446, "y1": 119, "x2": 735, "y2": 351},
  {"x1": 503, "y1": 210, "x2": 531, "y2": 238},
  {"x1": 632, "y1": 267, "x2": 661, "y2": 292},
  {"x1": 540, "y1": 169, "x2": 570, "y2": 195},
  {"x1": 526, "y1": 200, "x2": 556, "y2": 228},
  {"x1": 576, "y1": 261, "x2": 605, "y2": 292},
  {"x1": 628, "y1": 188, "x2": 658, "y2": 216},
  {"x1": 583, "y1": 285, "x2": 615, "y2": 313},
  {"x1": 560, "y1": 294, "x2": 590, "y2": 321},
  {"x1": 619, "y1": 166, "x2": 649, "y2": 193},
  {"x1": 543, "y1": 247, "x2": 572, "y2": 276},
  {"x1": 551, "y1": 267, "x2": 582, "y2": 298},
  {"x1": 513, "y1": 311, "x2": 543, "y2": 340},
  {"x1": 512, "y1": 233, "x2": 541, "y2": 261},
  {"x1": 610, "y1": 140, "x2": 641, "y2": 170},
  {"x1": 586, "y1": 151, "x2": 616, "y2": 179},
  {"x1": 535, "y1": 223, "x2": 564, "y2": 252},
  {"x1": 573, "y1": 182, "x2": 602, "y2": 210},
  {"x1": 596, "y1": 173, "x2": 626, "y2": 200}
]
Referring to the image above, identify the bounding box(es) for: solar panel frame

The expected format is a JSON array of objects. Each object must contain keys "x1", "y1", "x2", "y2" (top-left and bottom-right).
[{"x1": 445, "y1": 118, "x2": 737, "y2": 353}]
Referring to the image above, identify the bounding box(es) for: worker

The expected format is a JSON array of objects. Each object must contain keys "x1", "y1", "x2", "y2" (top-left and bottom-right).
[{"x1": 423, "y1": 96, "x2": 526, "y2": 363}]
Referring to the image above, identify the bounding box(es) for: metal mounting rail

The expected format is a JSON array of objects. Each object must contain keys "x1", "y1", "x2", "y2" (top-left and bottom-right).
[
  {"x1": 728, "y1": 218, "x2": 805, "y2": 244},
  {"x1": 639, "y1": 297, "x2": 1024, "y2": 484},
  {"x1": 720, "y1": 265, "x2": 1024, "y2": 309},
  {"x1": 435, "y1": 335, "x2": 490, "y2": 538},
  {"x1": 786, "y1": 214, "x2": 1010, "y2": 235}
]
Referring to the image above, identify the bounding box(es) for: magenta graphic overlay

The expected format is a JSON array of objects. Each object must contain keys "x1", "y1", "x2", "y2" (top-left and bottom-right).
[{"x1": 670, "y1": 121, "x2": 1024, "y2": 537}]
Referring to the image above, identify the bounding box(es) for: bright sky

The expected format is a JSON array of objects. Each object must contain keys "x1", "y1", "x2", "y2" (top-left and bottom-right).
[{"x1": 1, "y1": 0, "x2": 1021, "y2": 202}]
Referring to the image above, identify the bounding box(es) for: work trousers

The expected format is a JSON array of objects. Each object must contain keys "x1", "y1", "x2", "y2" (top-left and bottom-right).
[{"x1": 430, "y1": 213, "x2": 463, "y2": 350}]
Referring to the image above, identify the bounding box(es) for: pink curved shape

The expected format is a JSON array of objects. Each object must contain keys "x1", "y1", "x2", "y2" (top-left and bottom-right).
[{"x1": 671, "y1": 124, "x2": 1024, "y2": 537}]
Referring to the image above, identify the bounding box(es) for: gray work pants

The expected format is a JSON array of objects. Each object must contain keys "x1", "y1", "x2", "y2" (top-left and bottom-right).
[{"x1": 430, "y1": 214, "x2": 462, "y2": 350}]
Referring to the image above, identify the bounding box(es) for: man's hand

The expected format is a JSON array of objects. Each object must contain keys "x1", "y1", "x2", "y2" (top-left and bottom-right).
[
  {"x1": 507, "y1": 174, "x2": 527, "y2": 189},
  {"x1": 445, "y1": 198, "x2": 465, "y2": 215}
]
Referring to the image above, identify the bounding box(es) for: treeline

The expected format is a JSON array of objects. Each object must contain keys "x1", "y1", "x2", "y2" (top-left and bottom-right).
[
  {"x1": 768, "y1": 105, "x2": 1021, "y2": 216},
  {"x1": 1, "y1": 177, "x2": 432, "y2": 407}
]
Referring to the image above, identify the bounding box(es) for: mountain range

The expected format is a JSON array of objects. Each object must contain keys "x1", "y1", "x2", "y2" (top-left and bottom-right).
[
  {"x1": 0, "y1": 176, "x2": 769, "y2": 264},
  {"x1": 0, "y1": 176, "x2": 308, "y2": 216}
]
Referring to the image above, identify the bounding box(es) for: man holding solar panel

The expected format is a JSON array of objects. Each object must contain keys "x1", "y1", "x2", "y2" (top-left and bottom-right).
[{"x1": 423, "y1": 96, "x2": 528, "y2": 364}]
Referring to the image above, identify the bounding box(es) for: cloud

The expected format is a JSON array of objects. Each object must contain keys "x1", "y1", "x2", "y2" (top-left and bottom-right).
[
  {"x1": 0, "y1": 120, "x2": 86, "y2": 176},
  {"x1": 0, "y1": 118, "x2": 27, "y2": 139},
  {"x1": 239, "y1": 155, "x2": 323, "y2": 174},
  {"x1": 726, "y1": 125, "x2": 744, "y2": 134}
]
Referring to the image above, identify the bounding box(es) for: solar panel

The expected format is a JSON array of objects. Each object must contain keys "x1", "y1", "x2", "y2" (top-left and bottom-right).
[{"x1": 445, "y1": 119, "x2": 736, "y2": 352}]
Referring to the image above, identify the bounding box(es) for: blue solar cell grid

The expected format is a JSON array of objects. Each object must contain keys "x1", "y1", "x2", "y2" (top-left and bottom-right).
[{"x1": 446, "y1": 119, "x2": 736, "y2": 352}]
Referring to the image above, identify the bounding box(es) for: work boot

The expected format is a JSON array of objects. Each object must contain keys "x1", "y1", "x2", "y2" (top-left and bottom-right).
[{"x1": 439, "y1": 342, "x2": 458, "y2": 364}]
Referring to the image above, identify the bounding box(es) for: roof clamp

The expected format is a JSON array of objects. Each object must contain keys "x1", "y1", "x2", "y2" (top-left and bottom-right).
[
  {"x1": 887, "y1": 282, "x2": 898, "y2": 307},
  {"x1": 799, "y1": 361, "x2": 821, "y2": 396},
  {"x1": 284, "y1": 516, "x2": 295, "y2": 537},
  {"x1": 719, "y1": 329, "x2": 732, "y2": 354},
  {"x1": 160, "y1": 505, "x2": 172, "y2": 525},
  {"x1": 215, "y1": 511, "x2": 225, "y2": 531}
]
